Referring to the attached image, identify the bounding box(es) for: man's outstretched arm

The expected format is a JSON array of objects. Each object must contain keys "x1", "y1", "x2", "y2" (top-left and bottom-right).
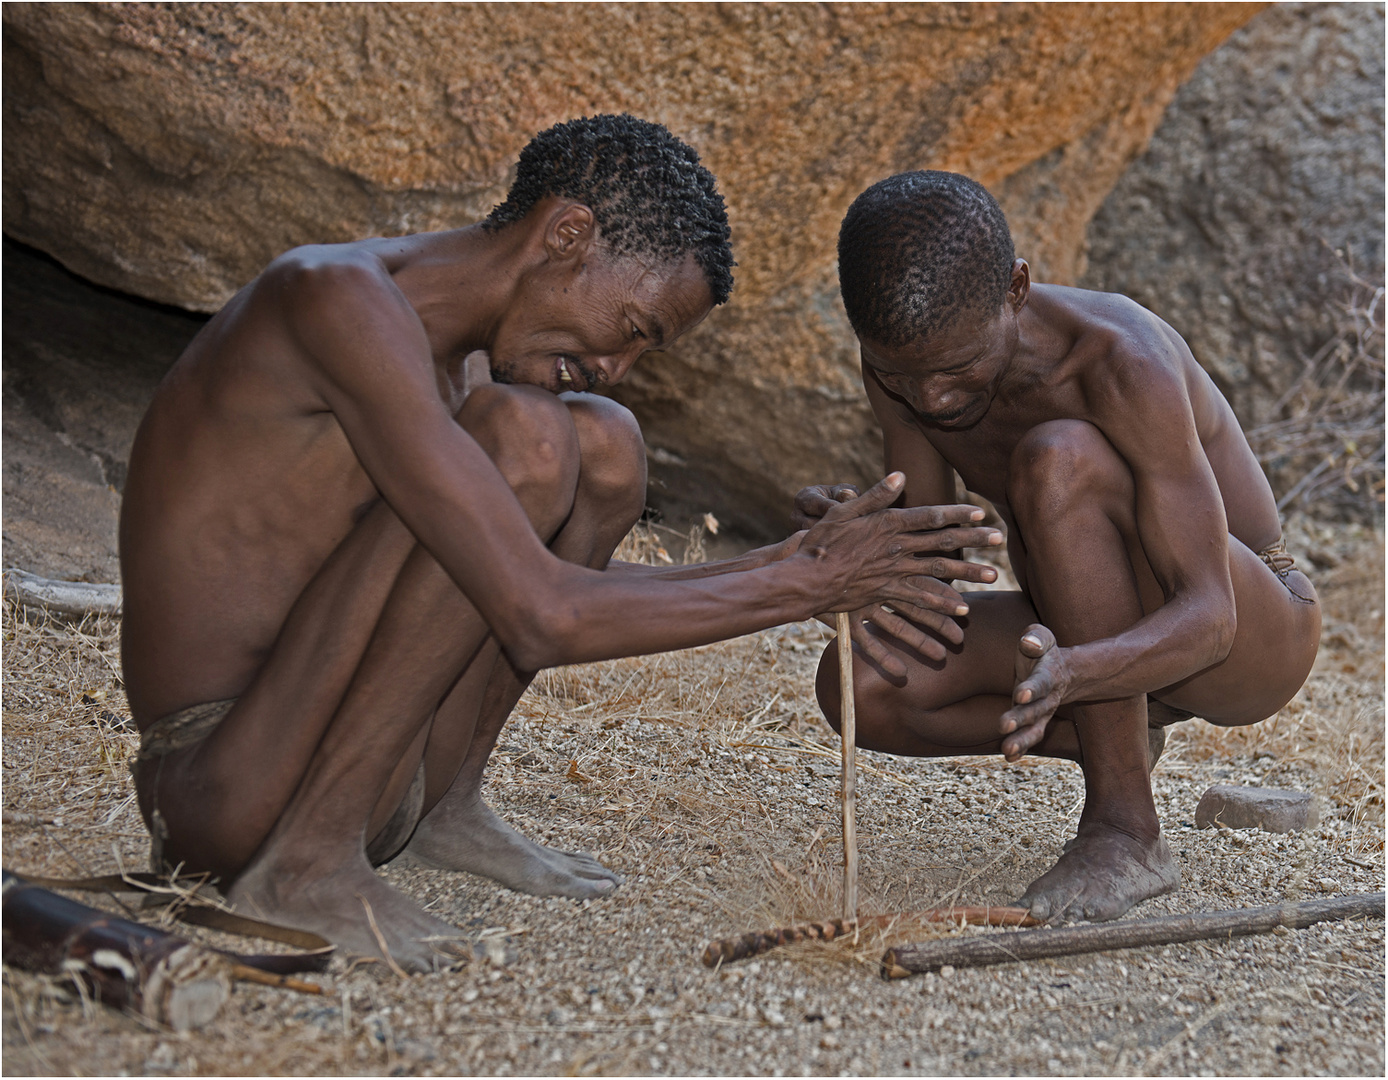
[{"x1": 284, "y1": 252, "x2": 1002, "y2": 670}]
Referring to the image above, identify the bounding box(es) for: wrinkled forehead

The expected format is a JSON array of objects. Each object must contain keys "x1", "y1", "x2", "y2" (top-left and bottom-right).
[{"x1": 607, "y1": 249, "x2": 714, "y2": 342}]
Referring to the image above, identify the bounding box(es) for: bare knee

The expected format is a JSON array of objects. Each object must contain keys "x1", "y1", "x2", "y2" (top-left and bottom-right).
[
  {"x1": 458, "y1": 385, "x2": 581, "y2": 537},
  {"x1": 566, "y1": 395, "x2": 647, "y2": 526},
  {"x1": 815, "y1": 640, "x2": 952, "y2": 751},
  {"x1": 1007, "y1": 419, "x2": 1131, "y2": 526}
]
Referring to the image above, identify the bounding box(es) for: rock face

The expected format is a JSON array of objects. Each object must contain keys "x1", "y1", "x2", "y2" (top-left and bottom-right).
[
  {"x1": 3, "y1": 3, "x2": 1256, "y2": 539},
  {"x1": 1082, "y1": 5, "x2": 1384, "y2": 459},
  {"x1": 2, "y1": 240, "x2": 205, "y2": 583}
]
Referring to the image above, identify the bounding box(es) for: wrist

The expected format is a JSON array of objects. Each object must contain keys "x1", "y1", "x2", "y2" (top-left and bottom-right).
[
  {"x1": 1052, "y1": 643, "x2": 1084, "y2": 703},
  {"x1": 781, "y1": 546, "x2": 839, "y2": 623},
  {"x1": 775, "y1": 531, "x2": 807, "y2": 560}
]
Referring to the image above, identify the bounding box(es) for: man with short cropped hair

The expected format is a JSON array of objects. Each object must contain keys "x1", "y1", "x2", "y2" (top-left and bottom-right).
[{"x1": 800, "y1": 170, "x2": 1320, "y2": 923}]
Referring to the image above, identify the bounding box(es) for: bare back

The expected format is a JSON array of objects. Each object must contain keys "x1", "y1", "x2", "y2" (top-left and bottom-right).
[{"x1": 120, "y1": 243, "x2": 448, "y2": 723}]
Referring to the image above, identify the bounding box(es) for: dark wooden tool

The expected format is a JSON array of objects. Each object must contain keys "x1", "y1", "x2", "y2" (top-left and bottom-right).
[{"x1": 2, "y1": 871, "x2": 329, "y2": 1030}]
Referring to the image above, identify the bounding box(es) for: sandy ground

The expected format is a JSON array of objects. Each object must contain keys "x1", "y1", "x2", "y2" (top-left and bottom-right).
[{"x1": 2, "y1": 518, "x2": 1383, "y2": 1076}]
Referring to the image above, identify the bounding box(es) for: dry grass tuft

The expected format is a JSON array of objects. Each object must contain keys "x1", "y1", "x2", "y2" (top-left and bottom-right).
[
  {"x1": 1246, "y1": 255, "x2": 1386, "y2": 519},
  {"x1": 1, "y1": 602, "x2": 145, "y2": 881}
]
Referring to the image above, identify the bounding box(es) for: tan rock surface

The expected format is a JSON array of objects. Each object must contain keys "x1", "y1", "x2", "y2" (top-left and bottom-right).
[
  {"x1": 1082, "y1": 1, "x2": 1384, "y2": 520},
  {"x1": 3, "y1": 2, "x2": 1258, "y2": 537}
]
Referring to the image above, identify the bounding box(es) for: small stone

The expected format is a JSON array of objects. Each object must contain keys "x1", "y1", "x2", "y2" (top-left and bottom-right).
[
  {"x1": 823, "y1": 1014, "x2": 842, "y2": 1031},
  {"x1": 477, "y1": 936, "x2": 519, "y2": 967},
  {"x1": 1194, "y1": 785, "x2": 1318, "y2": 833},
  {"x1": 820, "y1": 1034, "x2": 840, "y2": 1050}
]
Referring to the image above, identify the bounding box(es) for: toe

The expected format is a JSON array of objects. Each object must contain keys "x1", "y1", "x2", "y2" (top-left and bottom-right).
[{"x1": 1081, "y1": 892, "x2": 1133, "y2": 923}]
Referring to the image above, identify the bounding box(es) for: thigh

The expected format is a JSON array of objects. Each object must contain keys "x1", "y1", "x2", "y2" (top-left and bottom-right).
[
  {"x1": 827, "y1": 591, "x2": 1042, "y2": 755},
  {"x1": 1153, "y1": 537, "x2": 1321, "y2": 725},
  {"x1": 851, "y1": 591, "x2": 1039, "y2": 705},
  {"x1": 136, "y1": 497, "x2": 422, "y2": 868}
]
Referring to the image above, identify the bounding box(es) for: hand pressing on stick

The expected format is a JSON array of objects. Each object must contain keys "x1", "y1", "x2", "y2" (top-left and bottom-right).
[{"x1": 793, "y1": 481, "x2": 1003, "y2": 678}]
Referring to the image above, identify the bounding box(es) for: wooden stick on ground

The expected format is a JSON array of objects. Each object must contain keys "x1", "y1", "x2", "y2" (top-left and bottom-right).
[
  {"x1": 881, "y1": 892, "x2": 1386, "y2": 979},
  {"x1": 3, "y1": 569, "x2": 122, "y2": 618},
  {"x1": 702, "y1": 905, "x2": 1037, "y2": 967},
  {"x1": 835, "y1": 610, "x2": 858, "y2": 920}
]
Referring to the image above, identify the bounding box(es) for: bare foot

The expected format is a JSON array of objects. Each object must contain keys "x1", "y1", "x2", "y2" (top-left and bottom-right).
[
  {"x1": 227, "y1": 849, "x2": 471, "y2": 974},
  {"x1": 400, "y1": 796, "x2": 622, "y2": 898},
  {"x1": 1019, "y1": 822, "x2": 1178, "y2": 923}
]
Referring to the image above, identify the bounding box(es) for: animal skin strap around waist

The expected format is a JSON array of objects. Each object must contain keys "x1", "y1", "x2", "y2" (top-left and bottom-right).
[
  {"x1": 1256, "y1": 537, "x2": 1316, "y2": 604},
  {"x1": 137, "y1": 698, "x2": 237, "y2": 760},
  {"x1": 1257, "y1": 537, "x2": 1297, "y2": 576}
]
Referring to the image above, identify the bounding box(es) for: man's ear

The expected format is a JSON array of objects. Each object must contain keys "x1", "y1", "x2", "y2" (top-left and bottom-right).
[
  {"x1": 1007, "y1": 258, "x2": 1031, "y2": 311},
  {"x1": 544, "y1": 202, "x2": 596, "y2": 263}
]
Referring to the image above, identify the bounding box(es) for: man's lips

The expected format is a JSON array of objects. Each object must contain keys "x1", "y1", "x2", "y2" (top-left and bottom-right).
[
  {"x1": 923, "y1": 404, "x2": 974, "y2": 427},
  {"x1": 557, "y1": 357, "x2": 588, "y2": 392}
]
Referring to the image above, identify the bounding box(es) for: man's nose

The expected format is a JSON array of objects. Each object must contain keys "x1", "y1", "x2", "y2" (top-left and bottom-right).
[
  {"x1": 923, "y1": 381, "x2": 963, "y2": 411},
  {"x1": 597, "y1": 351, "x2": 639, "y2": 385}
]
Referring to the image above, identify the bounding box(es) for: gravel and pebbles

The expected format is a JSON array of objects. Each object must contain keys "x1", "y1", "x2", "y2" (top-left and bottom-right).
[{"x1": 2, "y1": 522, "x2": 1382, "y2": 1075}]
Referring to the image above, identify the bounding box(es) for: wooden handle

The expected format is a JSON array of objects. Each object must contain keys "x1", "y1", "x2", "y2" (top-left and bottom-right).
[{"x1": 836, "y1": 611, "x2": 858, "y2": 919}]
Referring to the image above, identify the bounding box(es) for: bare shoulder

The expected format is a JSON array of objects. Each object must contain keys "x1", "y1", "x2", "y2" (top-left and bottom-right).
[
  {"x1": 254, "y1": 242, "x2": 413, "y2": 336},
  {"x1": 1042, "y1": 286, "x2": 1203, "y2": 418},
  {"x1": 228, "y1": 241, "x2": 432, "y2": 395}
]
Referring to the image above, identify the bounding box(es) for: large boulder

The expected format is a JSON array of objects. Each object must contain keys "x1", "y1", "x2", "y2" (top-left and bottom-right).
[
  {"x1": 1082, "y1": 2, "x2": 1384, "y2": 518},
  {"x1": 4, "y1": 3, "x2": 1257, "y2": 540}
]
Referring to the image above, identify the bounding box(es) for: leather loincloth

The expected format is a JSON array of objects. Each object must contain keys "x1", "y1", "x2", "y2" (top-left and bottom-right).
[
  {"x1": 137, "y1": 697, "x2": 424, "y2": 871},
  {"x1": 139, "y1": 698, "x2": 238, "y2": 762},
  {"x1": 139, "y1": 699, "x2": 237, "y2": 873}
]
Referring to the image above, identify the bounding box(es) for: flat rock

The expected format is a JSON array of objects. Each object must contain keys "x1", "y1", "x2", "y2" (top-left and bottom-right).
[{"x1": 1195, "y1": 784, "x2": 1319, "y2": 834}]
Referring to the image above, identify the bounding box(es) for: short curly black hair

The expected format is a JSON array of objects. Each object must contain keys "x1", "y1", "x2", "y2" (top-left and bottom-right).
[
  {"x1": 485, "y1": 114, "x2": 734, "y2": 306},
  {"x1": 838, "y1": 171, "x2": 1014, "y2": 346}
]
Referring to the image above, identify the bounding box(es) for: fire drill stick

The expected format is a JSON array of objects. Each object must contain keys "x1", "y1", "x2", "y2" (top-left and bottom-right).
[{"x1": 836, "y1": 610, "x2": 858, "y2": 919}]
